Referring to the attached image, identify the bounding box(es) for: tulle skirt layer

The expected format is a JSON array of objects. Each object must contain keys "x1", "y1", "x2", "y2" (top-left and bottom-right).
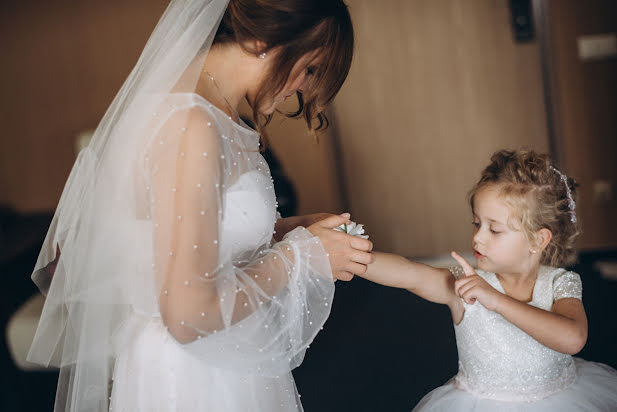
[
  {"x1": 109, "y1": 315, "x2": 302, "y2": 412},
  {"x1": 413, "y1": 358, "x2": 617, "y2": 412}
]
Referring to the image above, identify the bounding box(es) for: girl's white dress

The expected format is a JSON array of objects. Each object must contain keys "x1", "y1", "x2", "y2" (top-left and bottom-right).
[{"x1": 414, "y1": 266, "x2": 617, "y2": 411}]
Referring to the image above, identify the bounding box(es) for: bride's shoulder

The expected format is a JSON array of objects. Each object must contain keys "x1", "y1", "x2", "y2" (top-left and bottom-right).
[
  {"x1": 157, "y1": 92, "x2": 219, "y2": 122},
  {"x1": 143, "y1": 94, "x2": 225, "y2": 163},
  {"x1": 154, "y1": 93, "x2": 225, "y2": 137}
]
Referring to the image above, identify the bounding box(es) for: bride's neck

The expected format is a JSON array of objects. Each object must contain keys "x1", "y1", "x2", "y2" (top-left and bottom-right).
[{"x1": 198, "y1": 44, "x2": 258, "y2": 113}]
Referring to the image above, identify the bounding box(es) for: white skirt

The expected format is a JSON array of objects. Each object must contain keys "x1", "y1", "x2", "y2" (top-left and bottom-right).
[
  {"x1": 413, "y1": 357, "x2": 617, "y2": 412},
  {"x1": 109, "y1": 314, "x2": 302, "y2": 412}
]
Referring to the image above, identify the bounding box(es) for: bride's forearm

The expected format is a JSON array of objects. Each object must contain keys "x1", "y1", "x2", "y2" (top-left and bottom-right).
[
  {"x1": 162, "y1": 231, "x2": 329, "y2": 343},
  {"x1": 274, "y1": 216, "x2": 302, "y2": 242}
]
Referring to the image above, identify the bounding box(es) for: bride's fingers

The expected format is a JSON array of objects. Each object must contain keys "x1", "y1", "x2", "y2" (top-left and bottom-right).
[
  {"x1": 345, "y1": 262, "x2": 367, "y2": 276},
  {"x1": 350, "y1": 236, "x2": 373, "y2": 252},
  {"x1": 350, "y1": 251, "x2": 374, "y2": 265},
  {"x1": 318, "y1": 213, "x2": 351, "y2": 229},
  {"x1": 336, "y1": 271, "x2": 354, "y2": 281},
  {"x1": 451, "y1": 251, "x2": 475, "y2": 276}
]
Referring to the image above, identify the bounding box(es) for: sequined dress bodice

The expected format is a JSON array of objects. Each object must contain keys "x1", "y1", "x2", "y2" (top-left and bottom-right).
[{"x1": 453, "y1": 266, "x2": 583, "y2": 402}]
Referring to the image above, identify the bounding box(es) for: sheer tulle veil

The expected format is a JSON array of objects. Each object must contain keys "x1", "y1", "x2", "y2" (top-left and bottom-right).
[{"x1": 27, "y1": 1, "x2": 230, "y2": 410}]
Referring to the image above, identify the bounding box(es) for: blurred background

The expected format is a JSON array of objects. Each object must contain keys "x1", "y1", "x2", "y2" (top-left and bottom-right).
[{"x1": 1, "y1": 0, "x2": 615, "y2": 410}]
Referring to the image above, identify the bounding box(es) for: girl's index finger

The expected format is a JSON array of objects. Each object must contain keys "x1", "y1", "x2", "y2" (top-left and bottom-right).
[{"x1": 451, "y1": 251, "x2": 475, "y2": 276}]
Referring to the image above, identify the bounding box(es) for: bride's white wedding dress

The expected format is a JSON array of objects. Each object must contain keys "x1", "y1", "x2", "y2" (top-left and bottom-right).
[
  {"x1": 26, "y1": 2, "x2": 337, "y2": 410},
  {"x1": 104, "y1": 93, "x2": 335, "y2": 411}
]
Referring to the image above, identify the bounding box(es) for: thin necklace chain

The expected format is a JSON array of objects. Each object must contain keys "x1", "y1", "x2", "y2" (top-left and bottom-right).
[{"x1": 203, "y1": 70, "x2": 239, "y2": 121}]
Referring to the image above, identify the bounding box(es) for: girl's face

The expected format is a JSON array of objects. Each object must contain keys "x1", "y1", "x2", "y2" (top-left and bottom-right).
[
  {"x1": 257, "y1": 51, "x2": 322, "y2": 115},
  {"x1": 471, "y1": 185, "x2": 536, "y2": 275}
]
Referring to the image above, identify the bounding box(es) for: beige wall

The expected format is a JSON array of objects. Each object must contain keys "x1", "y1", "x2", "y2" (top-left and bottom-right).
[
  {"x1": 5, "y1": 1, "x2": 612, "y2": 256},
  {"x1": 0, "y1": 0, "x2": 343, "y2": 217},
  {"x1": 331, "y1": 0, "x2": 549, "y2": 256},
  {"x1": 0, "y1": 0, "x2": 169, "y2": 212}
]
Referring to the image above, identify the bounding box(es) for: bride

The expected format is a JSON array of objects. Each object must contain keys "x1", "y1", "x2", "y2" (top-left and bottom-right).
[{"x1": 27, "y1": 0, "x2": 372, "y2": 410}]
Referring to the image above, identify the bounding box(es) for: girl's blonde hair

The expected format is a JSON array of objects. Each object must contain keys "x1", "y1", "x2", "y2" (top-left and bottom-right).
[{"x1": 470, "y1": 149, "x2": 581, "y2": 266}]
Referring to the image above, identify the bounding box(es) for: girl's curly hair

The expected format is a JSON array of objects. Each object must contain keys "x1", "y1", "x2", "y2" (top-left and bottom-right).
[{"x1": 470, "y1": 149, "x2": 581, "y2": 267}]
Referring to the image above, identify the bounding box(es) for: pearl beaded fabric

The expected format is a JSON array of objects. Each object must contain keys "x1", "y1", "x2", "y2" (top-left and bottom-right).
[
  {"x1": 414, "y1": 266, "x2": 617, "y2": 411},
  {"x1": 26, "y1": 1, "x2": 335, "y2": 410},
  {"x1": 102, "y1": 93, "x2": 336, "y2": 411}
]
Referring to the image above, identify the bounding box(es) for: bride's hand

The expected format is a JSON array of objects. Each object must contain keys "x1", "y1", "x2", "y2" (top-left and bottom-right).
[
  {"x1": 307, "y1": 213, "x2": 374, "y2": 281},
  {"x1": 274, "y1": 213, "x2": 334, "y2": 241}
]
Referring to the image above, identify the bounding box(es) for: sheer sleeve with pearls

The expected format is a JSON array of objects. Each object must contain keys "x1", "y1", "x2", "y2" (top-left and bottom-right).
[{"x1": 145, "y1": 96, "x2": 334, "y2": 376}]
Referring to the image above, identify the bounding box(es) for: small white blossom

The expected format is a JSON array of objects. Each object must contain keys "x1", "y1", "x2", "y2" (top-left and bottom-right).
[{"x1": 333, "y1": 221, "x2": 369, "y2": 239}]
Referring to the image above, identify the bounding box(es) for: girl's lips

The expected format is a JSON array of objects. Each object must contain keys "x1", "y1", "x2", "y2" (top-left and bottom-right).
[{"x1": 474, "y1": 250, "x2": 485, "y2": 259}]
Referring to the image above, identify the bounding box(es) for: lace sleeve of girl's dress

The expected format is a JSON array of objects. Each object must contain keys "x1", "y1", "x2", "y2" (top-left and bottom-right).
[
  {"x1": 147, "y1": 103, "x2": 334, "y2": 376},
  {"x1": 553, "y1": 270, "x2": 582, "y2": 301}
]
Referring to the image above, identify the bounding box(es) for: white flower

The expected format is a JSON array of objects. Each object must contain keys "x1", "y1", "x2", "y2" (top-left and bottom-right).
[{"x1": 333, "y1": 221, "x2": 369, "y2": 239}]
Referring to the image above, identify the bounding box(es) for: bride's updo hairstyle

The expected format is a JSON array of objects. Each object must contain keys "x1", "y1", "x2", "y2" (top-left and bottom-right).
[
  {"x1": 470, "y1": 149, "x2": 581, "y2": 266},
  {"x1": 213, "y1": 0, "x2": 354, "y2": 134}
]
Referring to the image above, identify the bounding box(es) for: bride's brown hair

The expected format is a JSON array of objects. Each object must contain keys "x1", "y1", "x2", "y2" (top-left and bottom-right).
[{"x1": 213, "y1": 0, "x2": 354, "y2": 136}]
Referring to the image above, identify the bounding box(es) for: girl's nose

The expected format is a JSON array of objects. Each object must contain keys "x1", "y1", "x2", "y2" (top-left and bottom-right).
[{"x1": 472, "y1": 231, "x2": 483, "y2": 246}]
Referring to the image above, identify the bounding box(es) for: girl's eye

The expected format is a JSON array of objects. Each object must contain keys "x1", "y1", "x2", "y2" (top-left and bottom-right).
[
  {"x1": 471, "y1": 221, "x2": 480, "y2": 228},
  {"x1": 490, "y1": 229, "x2": 501, "y2": 235}
]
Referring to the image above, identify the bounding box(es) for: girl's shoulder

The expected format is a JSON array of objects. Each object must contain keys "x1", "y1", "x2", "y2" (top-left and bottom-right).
[{"x1": 541, "y1": 266, "x2": 583, "y2": 301}]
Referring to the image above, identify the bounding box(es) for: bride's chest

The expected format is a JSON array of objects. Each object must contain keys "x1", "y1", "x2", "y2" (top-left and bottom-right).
[{"x1": 220, "y1": 169, "x2": 277, "y2": 258}]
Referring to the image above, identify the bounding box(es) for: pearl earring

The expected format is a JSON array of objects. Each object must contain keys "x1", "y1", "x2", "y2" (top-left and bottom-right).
[
  {"x1": 530, "y1": 249, "x2": 537, "y2": 254},
  {"x1": 258, "y1": 52, "x2": 266, "y2": 59}
]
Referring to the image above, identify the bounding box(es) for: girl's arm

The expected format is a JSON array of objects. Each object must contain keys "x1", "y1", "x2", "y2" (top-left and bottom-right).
[
  {"x1": 361, "y1": 252, "x2": 463, "y2": 312},
  {"x1": 493, "y1": 296, "x2": 587, "y2": 355},
  {"x1": 452, "y1": 252, "x2": 588, "y2": 355}
]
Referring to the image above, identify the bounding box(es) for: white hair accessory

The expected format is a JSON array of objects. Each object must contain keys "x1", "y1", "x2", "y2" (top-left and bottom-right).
[{"x1": 549, "y1": 165, "x2": 577, "y2": 223}]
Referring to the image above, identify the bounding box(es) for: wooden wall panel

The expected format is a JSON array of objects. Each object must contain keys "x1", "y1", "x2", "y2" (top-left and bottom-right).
[
  {"x1": 544, "y1": 0, "x2": 617, "y2": 250},
  {"x1": 332, "y1": 0, "x2": 549, "y2": 256}
]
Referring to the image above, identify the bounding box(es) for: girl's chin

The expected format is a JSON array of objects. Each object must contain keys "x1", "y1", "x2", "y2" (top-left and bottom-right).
[{"x1": 476, "y1": 260, "x2": 493, "y2": 272}]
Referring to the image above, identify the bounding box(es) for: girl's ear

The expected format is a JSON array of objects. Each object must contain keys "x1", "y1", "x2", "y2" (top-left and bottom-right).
[{"x1": 535, "y1": 228, "x2": 553, "y2": 251}]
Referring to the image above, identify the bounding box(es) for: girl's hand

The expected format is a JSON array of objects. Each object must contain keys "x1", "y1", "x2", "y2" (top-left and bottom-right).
[
  {"x1": 451, "y1": 251, "x2": 502, "y2": 312},
  {"x1": 307, "y1": 213, "x2": 374, "y2": 281}
]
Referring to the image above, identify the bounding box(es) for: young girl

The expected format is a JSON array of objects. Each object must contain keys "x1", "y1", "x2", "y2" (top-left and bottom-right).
[{"x1": 361, "y1": 149, "x2": 617, "y2": 411}]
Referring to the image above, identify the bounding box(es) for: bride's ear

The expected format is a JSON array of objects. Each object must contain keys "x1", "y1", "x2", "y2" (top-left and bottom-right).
[
  {"x1": 534, "y1": 228, "x2": 553, "y2": 252},
  {"x1": 248, "y1": 40, "x2": 268, "y2": 58}
]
